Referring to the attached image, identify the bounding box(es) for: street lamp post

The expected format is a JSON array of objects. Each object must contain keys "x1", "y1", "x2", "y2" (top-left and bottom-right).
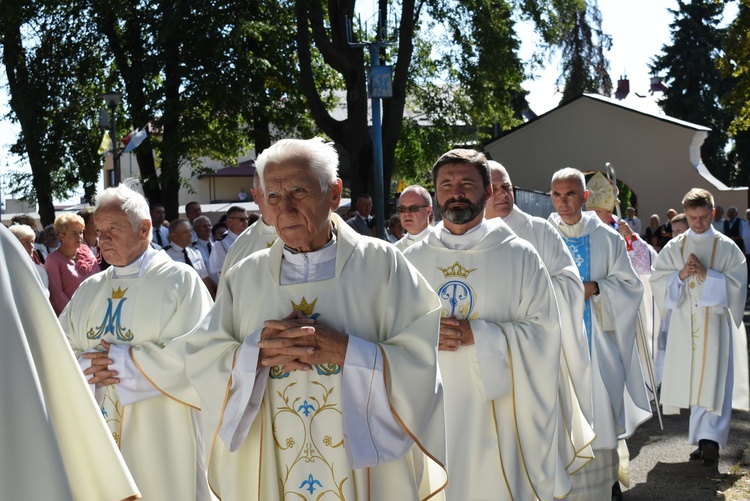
[{"x1": 100, "y1": 91, "x2": 122, "y2": 186}]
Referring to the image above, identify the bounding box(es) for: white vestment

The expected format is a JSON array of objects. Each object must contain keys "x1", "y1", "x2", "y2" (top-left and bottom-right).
[
  {"x1": 394, "y1": 226, "x2": 432, "y2": 251},
  {"x1": 220, "y1": 217, "x2": 278, "y2": 281},
  {"x1": 60, "y1": 249, "x2": 213, "y2": 500},
  {"x1": 183, "y1": 214, "x2": 447, "y2": 500},
  {"x1": 504, "y1": 206, "x2": 595, "y2": 476},
  {"x1": 549, "y1": 212, "x2": 651, "y2": 500},
  {"x1": 650, "y1": 228, "x2": 749, "y2": 431},
  {"x1": 405, "y1": 218, "x2": 564, "y2": 501},
  {"x1": 210, "y1": 229, "x2": 240, "y2": 283},
  {"x1": 0, "y1": 226, "x2": 139, "y2": 501}
]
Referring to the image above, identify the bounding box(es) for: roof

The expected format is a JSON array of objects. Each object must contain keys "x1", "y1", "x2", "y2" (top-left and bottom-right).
[
  {"x1": 488, "y1": 92, "x2": 710, "y2": 146},
  {"x1": 199, "y1": 159, "x2": 256, "y2": 179}
]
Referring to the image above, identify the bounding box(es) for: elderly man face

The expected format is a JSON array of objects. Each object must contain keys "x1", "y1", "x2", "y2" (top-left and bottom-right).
[
  {"x1": 95, "y1": 205, "x2": 150, "y2": 266},
  {"x1": 264, "y1": 160, "x2": 342, "y2": 252},
  {"x1": 170, "y1": 221, "x2": 193, "y2": 248},
  {"x1": 727, "y1": 207, "x2": 738, "y2": 220},
  {"x1": 398, "y1": 190, "x2": 432, "y2": 235},
  {"x1": 485, "y1": 167, "x2": 514, "y2": 219},
  {"x1": 225, "y1": 210, "x2": 249, "y2": 235},
  {"x1": 193, "y1": 217, "x2": 212, "y2": 241}
]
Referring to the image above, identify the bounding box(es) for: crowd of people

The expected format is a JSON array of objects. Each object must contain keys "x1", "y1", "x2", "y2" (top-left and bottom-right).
[{"x1": 2, "y1": 137, "x2": 748, "y2": 501}]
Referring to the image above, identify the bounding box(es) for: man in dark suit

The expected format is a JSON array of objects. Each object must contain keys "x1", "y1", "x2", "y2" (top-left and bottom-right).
[{"x1": 347, "y1": 193, "x2": 374, "y2": 236}]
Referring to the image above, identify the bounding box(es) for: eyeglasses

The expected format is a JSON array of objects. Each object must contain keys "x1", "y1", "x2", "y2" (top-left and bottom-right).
[
  {"x1": 228, "y1": 216, "x2": 250, "y2": 222},
  {"x1": 397, "y1": 205, "x2": 430, "y2": 213}
]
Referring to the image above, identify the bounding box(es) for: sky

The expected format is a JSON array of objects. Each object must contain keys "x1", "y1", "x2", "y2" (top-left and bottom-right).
[{"x1": 0, "y1": 0, "x2": 737, "y2": 206}]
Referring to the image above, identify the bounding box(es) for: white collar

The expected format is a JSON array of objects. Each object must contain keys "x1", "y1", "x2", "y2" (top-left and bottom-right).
[
  {"x1": 439, "y1": 220, "x2": 488, "y2": 250},
  {"x1": 112, "y1": 246, "x2": 158, "y2": 278},
  {"x1": 686, "y1": 226, "x2": 717, "y2": 239},
  {"x1": 282, "y1": 233, "x2": 338, "y2": 265}
]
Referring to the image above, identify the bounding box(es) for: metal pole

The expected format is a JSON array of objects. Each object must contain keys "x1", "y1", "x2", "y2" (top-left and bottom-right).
[
  {"x1": 370, "y1": 44, "x2": 385, "y2": 240},
  {"x1": 110, "y1": 104, "x2": 120, "y2": 186}
]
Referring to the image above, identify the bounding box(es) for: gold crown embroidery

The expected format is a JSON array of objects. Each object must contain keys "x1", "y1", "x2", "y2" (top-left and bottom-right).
[
  {"x1": 111, "y1": 287, "x2": 128, "y2": 299},
  {"x1": 291, "y1": 297, "x2": 317, "y2": 316},
  {"x1": 437, "y1": 261, "x2": 476, "y2": 278}
]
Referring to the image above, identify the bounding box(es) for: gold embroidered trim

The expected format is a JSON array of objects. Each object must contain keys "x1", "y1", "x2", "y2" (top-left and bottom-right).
[
  {"x1": 696, "y1": 237, "x2": 719, "y2": 406},
  {"x1": 130, "y1": 347, "x2": 200, "y2": 410}
]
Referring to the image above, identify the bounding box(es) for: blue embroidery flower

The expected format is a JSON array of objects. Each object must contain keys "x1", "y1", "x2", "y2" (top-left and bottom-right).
[
  {"x1": 298, "y1": 400, "x2": 316, "y2": 417},
  {"x1": 299, "y1": 474, "x2": 322, "y2": 494}
]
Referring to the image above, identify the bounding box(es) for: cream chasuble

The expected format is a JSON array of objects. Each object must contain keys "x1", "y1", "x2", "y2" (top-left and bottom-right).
[
  {"x1": 548, "y1": 212, "x2": 651, "y2": 449},
  {"x1": 0, "y1": 226, "x2": 139, "y2": 501},
  {"x1": 504, "y1": 206, "x2": 595, "y2": 476},
  {"x1": 220, "y1": 218, "x2": 278, "y2": 281},
  {"x1": 60, "y1": 249, "x2": 213, "y2": 500},
  {"x1": 650, "y1": 229, "x2": 749, "y2": 414},
  {"x1": 183, "y1": 215, "x2": 447, "y2": 501},
  {"x1": 394, "y1": 226, "x2": 432, "y2": 251},
  {"x1": 404, "y1": 218, "x2": 564, "y2": 501}
]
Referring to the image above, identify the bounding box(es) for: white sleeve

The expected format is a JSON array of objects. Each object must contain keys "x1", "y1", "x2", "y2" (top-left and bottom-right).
[
  {"x1": 218, "y1": 328, "x2": 271, "y2": 452},
  {"x1": 470, "y1": 319, "x2": 511, "y2": 401},
  {"x1": 341, "y1": 335, "x2": 413, "y2": 469},
  {"x1": 109, "y1": 343, "x2": 162, "y2": 406},
  {"x1": 699, "y1": 269, "x2": 729, "y2": 308},
  {"x1": 78, "y1": 348, "x2": 107, "y2": 406},
  {"x1": 664, "y1": 272, "x2": 684, "y2": 309}
]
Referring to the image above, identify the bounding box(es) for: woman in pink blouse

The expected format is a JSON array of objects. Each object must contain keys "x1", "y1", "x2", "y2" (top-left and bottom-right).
[{"x1": 44, "y1": 213, "x2": 100, "y2": 315}]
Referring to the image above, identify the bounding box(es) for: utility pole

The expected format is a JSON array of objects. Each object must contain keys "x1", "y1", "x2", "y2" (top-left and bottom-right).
[{"x1": 348, "y1": 13, "x2": 395, "y2": 240}]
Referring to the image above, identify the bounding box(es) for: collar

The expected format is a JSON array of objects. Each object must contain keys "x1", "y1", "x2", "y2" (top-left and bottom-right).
[
  {"x1": 439, "y1": 219, "x2": 488, "y2": 250},
  {"x1": 282, "y1": 232, "x2": 338, "y2": 265},
  {"x1": 686, "y1": 226, "x2": 717, "y2": 239},
  {"x1": 407, "y1": 225, "x2": 432, "y2": 242},
  {"x1": 112, "y1": 246, "x2": 158, "y2": 278}
]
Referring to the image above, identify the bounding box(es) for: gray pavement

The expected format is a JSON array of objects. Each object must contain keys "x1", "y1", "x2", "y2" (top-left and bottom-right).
[{"x1": 622, "y1": 298, "x2": 750, "y2": 500}]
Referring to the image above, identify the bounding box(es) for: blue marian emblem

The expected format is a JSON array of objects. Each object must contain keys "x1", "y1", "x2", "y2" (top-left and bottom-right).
[
  {"x1": 563, "y1": 235, "x2": 592, "y2": 356},
  {"x1": 87, "y1": 288, "x2": 134, "y2": 341},
  {"x1": 436, "y1": 280, "x2": 476, "y2": 319}
]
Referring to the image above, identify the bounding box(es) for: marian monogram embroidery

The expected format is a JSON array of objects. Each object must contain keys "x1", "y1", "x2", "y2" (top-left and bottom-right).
[
  {"x1": 435, "y1": 261, "x2": 479, "y2": 320},
  {"x1": 87, "y1": 287, "x2": 134, "y2": 342}
]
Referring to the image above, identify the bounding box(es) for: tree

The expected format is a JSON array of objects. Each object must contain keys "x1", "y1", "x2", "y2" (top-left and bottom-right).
[
  {"x1": 719, "y1": 0, "x2": 750, "y2": 189},
  {"x1": 0, "y1": 0, "x2": 106, "y2": 224},
  {"x1": 650, "y1": 0, "x2": 734, "y2": 184},
  {"x1": 556, "y1": 0, "x2": 612, "y2": 104}
]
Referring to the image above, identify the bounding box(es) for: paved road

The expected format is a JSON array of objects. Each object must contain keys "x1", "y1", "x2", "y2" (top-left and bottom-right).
[{"x1": 622, "y1": 300, "x2": 750, "y2": 500}]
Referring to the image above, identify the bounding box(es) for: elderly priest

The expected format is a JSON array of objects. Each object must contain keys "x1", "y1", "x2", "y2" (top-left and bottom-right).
[{"x1": 181, "y1": 138, "x2": 447, "y2": 500}]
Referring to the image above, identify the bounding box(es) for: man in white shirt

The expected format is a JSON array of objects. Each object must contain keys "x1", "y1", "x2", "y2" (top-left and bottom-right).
[
  {"x1": 180, "y1": 138, "x2": 447, "y2": 500},
  {"x1": 209, "y1": 206, "x2": 249, "y2": 284},
  {"x1": 394, "y1": 184, "x2": 433, "y2": 251},
  {"x1": 165, "y1": 219, "x2": 216, "y2": 298},
  {"x1": 624, "y1": 206, "x2": 642, "y2": 235},
  {"x1": 191, "y1": 215, "x2": 213, "y2": 269}
]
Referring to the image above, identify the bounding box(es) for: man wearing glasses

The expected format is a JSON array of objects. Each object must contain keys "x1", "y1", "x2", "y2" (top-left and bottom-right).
[
  {"x1": 394, "y1": 184, "x2": 433, "y2": 251},
  {"x1": 209, "y1": 206, "x2": 249, "y2": 285}
]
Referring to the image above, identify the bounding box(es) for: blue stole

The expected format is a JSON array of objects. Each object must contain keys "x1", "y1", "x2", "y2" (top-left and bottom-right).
[{"x1": 563, "y1": 235, "x2": 592, "y2": 357}]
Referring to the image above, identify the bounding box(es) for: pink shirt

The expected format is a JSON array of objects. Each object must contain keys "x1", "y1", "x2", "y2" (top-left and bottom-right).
[{"x1": 44, "y1": 245, "x2": 101, "y2": 316}]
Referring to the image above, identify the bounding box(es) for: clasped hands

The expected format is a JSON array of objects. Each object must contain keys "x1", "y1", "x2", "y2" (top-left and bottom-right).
[
  {"x1": 680, "y1": 252, "x2": 707, "y2": 281},
  {"x1": 258, "y1": 310, "x2": 349, "y2": 372},
  {"x1": 439, "y1": 315, "x2": 474, "y2": 351},
  {"x1": 81, "y1": 339, "x2": 119, "y2": 386}
]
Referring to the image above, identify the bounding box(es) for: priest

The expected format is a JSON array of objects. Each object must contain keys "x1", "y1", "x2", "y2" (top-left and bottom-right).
[
  {"x1": 404, "y1": 149, "x2": 565, "y2": 500},
  {"x1": 1, "y1": 225, "x2": 139, "y2": 501},
  {"x1": 485, "y1": 161, "x2": 595, "y2": 478},
  {"x1": 651, "y1": 188, "x2": 748, "y2": 466},
  {"x1": 181, "y1": 138, "x2": 447, "y2": 500},
  {"x1": 60, "y1": 180, "x2": 214, "y2": 500},
  {"x1": 548, "y1": 168, "x2": 651, "y2": 501}
]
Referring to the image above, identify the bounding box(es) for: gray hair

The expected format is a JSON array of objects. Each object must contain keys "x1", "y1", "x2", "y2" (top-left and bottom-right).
[
  {"x1": 94, "y1": 178, "x2": 151, "y2": 231},
  {"x1": 551, "y1": 167, "x2": 586, "y2": 191},
  {"x1": 168, "y1": 218, "x2": 191, "y2": 233},
  {"x1": 9, "y1": 223, "x2": 35, "y2": 241},
  {"x1": 399, "y1": 185, "x2": 432, "y2": 206},
  {"x1": 255, "y1": 138, "x2": 339, "y2": 194},
  {"x1": 193, "y1": 215, "x2": 211, "y2": 226}
]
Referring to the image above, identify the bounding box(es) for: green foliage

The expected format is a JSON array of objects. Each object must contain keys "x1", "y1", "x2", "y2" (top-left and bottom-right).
[
  {"x1": 556, "y1": 0, "x2": 612, "y2": 103},
  {"x1": 650, "y1": 0, "x2": 735, "y2": 185}
]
